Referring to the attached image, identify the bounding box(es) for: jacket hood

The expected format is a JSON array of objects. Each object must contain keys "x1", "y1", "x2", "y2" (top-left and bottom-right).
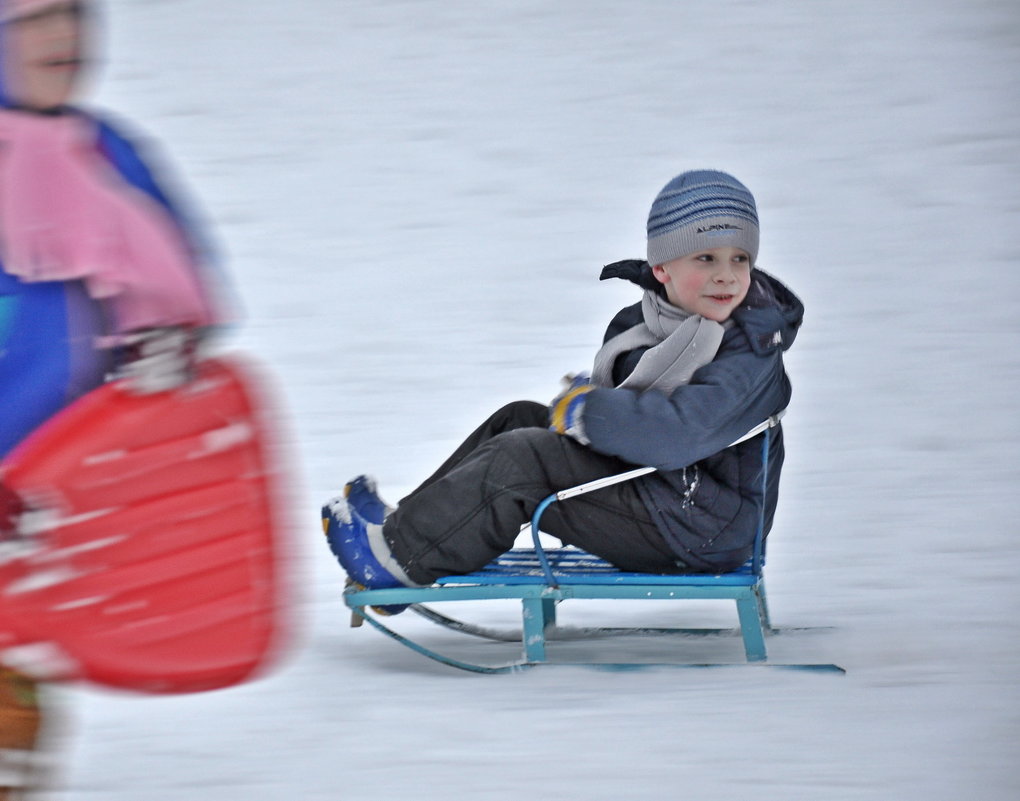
[
  {"x1": 1, "y1": 0, "x2": 68, "y2": 22},
  {"x1": 732, "y1": 268, "x2": 803, "y2": 354},
  {"x1": 599, "y1": 258, "x2": 803, "y2": 354}
]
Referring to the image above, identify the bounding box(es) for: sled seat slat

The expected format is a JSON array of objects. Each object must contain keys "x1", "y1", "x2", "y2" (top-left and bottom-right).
[{"x1": 434, "y1": 548, "x2": 758, "y2": 587}]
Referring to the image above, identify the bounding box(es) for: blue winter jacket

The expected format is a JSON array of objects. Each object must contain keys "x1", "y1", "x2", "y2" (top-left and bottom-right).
[{"x1": 582, "y1": 262, "x2": 804, "y2": 572}]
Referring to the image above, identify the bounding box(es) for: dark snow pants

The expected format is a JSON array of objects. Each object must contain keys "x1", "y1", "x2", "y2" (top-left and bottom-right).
[{"x1": 383, "y1": 400, "x2": 686, "y2": 585}]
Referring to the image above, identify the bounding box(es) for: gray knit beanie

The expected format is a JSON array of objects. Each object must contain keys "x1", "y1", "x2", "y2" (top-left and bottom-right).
[{"x1": 646, "y1": 170, "x2": 759, "y2": 266}]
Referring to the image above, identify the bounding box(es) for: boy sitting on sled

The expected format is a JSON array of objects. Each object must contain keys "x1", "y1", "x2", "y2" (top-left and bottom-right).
[{"x1": 323, "y1": 169, "x2": 803, "y2": 601}]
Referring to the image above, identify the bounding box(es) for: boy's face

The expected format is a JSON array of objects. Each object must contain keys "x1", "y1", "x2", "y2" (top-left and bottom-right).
[
  {"x1": 651, "y1": 246, "x2": 752, "y2": 322},
  {"x1": 1, "y1": 1, "x2": 86, "y2": 111}
]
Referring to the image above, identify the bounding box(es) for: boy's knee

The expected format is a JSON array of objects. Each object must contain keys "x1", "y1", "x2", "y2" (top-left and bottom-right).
[
  {"x1": 490, "y1": 400, "x2": 549, "y2": 429},
  {"x1": 485, "y1": 427, "x2": 562, "y2": 475}
]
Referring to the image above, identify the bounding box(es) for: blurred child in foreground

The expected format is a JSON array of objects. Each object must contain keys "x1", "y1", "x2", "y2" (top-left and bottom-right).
[{"x1": 0, "y1": 1, "x2": 224, "y2": 793}]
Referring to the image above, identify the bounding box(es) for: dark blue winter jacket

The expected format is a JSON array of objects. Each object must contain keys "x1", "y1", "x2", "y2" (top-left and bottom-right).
[{"x1": 582, "y1": 262, "x2": 804, "y2": 572}]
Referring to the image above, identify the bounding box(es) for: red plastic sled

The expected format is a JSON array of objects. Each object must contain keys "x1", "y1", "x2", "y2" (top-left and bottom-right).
[{"x1": 0, "y1": 356, "x2": 288, "y2": 693}]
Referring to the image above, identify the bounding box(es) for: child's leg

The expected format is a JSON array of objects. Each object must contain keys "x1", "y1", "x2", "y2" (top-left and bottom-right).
[
  {"x1": 0, "y1": 667, "x2": 43, "y2": 797},
  {"x1": 325, "y1": 401, "x2": 554, "y2": 593},
  {"x1": 384, "y1": 426, "x2": 682, "y2": 584}
]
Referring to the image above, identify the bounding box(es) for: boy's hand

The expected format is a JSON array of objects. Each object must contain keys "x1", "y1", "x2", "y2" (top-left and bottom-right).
[
  {"x1": 549, "y1": 373, "x2": 594, "y2": 445},
  {"x1": 0, "y1": 480, "x2": 25, "y2": 541},
  {"x1": 556, "y1": 372, "x2": 591, "y2": 393}
]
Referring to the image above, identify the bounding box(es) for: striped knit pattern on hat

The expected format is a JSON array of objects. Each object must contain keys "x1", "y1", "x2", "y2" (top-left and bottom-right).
[{"x1": 646, "y1": 170, "x2": 759, "y2": 266}]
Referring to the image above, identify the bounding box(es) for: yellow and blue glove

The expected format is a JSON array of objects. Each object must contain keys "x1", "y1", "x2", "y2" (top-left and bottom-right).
[{"x1": 549, "y1": 372, "x2": 595, "y2": 445}]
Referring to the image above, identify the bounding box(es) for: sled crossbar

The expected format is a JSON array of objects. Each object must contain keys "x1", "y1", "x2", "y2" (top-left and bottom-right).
[{"x1": 343, "y1": 412, "x2": 843, "y2": 673}]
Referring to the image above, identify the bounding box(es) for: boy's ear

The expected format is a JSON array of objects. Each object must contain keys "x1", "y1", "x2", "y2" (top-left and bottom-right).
[{"x1": 650, "y1": 263, "x2": 670, "y2": 285}]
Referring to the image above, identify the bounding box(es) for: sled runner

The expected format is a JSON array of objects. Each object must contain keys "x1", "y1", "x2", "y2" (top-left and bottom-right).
[
  {"x1": 0, "y1": 356, "x2": 288, "y2": 693},
  {"x1": 343, "y1": 414, "x2": 843, "y2": 674}
]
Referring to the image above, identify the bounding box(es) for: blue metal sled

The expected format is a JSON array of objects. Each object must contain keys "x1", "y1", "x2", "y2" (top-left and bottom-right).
[{"x1": 342, "y1": 415, "x2": 844, "y2": 674}]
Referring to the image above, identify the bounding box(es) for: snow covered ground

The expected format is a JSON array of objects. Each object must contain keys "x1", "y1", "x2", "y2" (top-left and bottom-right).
[{"x1": 37, "y1": 0, "x2": 1020, "y2": 798}]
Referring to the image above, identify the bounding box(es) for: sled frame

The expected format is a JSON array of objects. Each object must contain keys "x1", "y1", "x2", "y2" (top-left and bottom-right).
[{"x1": 343, "y1": 413, "x2": 843, "y2": 673}]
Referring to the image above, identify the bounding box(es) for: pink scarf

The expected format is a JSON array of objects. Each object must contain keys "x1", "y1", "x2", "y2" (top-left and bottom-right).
[{"x1": 0, "y1": 109, "x2": 215, "y2": 332}]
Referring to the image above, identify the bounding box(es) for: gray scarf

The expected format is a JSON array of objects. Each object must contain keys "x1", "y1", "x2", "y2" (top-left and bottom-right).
[{"x1": 591, "y1": 290, "x2": 725, "y2": 394}]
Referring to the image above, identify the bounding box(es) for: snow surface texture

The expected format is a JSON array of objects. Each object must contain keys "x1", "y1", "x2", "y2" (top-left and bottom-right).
[{"x1": 35, "y1": 0, "x2": 1020, "y2": 798}]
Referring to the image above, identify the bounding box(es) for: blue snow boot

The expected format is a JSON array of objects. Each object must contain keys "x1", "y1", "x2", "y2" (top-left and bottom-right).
[
  {"x1": 343, "y1": 475, "x2": 393, "y2": 525},
  {"x1": 321, "y1": 495, "x2": 410, "y2": 616}
]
